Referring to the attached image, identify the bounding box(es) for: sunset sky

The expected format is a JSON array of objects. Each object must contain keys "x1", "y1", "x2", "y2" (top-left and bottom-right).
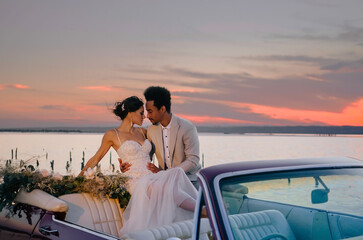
[{"x1": 1, "y1": 0, "x2": 362, "y2": 128}]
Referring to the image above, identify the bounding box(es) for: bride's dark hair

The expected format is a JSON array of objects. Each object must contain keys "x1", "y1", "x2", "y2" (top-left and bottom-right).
[{"x1": 113, "y1": 96, "x2": 144, "y2": 120}]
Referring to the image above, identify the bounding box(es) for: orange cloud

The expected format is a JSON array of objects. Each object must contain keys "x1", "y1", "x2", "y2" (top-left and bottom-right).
[
  {"x1": 80, "y1": 85, "x2": 112, "y2": 91},
  {"x1": 0, "y1": 84, "x2": 30, "y2": 90},
  {"x1": 14, "y1": 84, "x2": 30, "y2": 89},
  {"x1": 178, "y1": 114, "x2": 258, "y2": 125},
  {"x1": 173, "y1": 95, "x2": 362, "y2": 126},
  {"x1": 246, "y1": 98, "x2": 363, "y2": 126}
]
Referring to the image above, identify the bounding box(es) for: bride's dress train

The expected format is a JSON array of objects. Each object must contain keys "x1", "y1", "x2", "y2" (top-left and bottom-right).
[{"x1": 116, "y1": 134, "x2": 197, "y2": 236}]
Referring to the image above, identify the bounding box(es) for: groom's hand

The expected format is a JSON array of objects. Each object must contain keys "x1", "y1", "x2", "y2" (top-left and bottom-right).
[
  {"x1": 118, "y1": 158, "x2": 131, "y2": 173},
  {"x1": 147, "y1": 162, "x2": 161, "y2": 173}
]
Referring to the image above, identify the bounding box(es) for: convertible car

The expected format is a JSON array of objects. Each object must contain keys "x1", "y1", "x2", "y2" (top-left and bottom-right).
[{"x1": 1, "y1": 156, "x2": 363, "y2": 240}]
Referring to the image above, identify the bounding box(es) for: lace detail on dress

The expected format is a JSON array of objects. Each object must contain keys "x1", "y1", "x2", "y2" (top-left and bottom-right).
[{"x1": 117, "y1": 139, "x2": 152, "y2": 193}]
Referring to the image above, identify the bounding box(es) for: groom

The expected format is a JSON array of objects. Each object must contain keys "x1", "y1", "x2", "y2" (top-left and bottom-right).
[{"x1": 122, "y1": 86, "x2": 201, "y2": 186}]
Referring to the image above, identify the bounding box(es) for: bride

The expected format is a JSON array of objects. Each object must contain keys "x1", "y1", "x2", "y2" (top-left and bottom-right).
[{"x1": 79, "y1": 96, "x2": 200, "y2": 235}]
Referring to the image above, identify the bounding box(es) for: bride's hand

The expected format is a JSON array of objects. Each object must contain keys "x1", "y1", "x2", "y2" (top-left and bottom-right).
[
  {"x1": 147, "y1": 162, "x2": 160, "y2": 173},
  {"x1": 118, "y1": 158, "x2": 131, "y2": 173}
]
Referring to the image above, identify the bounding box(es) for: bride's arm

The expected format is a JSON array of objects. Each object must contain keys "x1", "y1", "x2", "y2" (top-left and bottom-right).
[{"x1": 78, "y1": 130, "x2": 114, "y2": 176}]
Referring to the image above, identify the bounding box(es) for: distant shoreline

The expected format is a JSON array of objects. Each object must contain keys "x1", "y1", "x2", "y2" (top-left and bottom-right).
[{"x1": 0, "y1": 126, "x2": 362, "y2": 135}]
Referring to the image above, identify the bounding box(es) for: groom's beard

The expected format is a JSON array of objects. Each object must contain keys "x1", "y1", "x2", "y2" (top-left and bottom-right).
[
  {"x1": 150, "y1": 120, "x2": 160, "y2": 125},
  {"x1": 148, "y1": 118, "x2": 159, "y2": 125}
]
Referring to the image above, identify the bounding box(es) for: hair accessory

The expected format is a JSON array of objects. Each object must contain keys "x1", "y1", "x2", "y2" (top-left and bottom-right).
[{"x1": 121, "y1": 103, "x2": 125, "y2": 111}]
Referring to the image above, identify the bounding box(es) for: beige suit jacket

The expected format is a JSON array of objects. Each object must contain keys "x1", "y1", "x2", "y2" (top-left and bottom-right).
[{"x1": 147, "y1": 115, "x2": 201, "y2": 180}]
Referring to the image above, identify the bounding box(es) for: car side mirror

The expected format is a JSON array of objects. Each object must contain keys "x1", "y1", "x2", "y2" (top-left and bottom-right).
[{"x1": 311, "y1": 189, "x2": 329, "y2": 204}]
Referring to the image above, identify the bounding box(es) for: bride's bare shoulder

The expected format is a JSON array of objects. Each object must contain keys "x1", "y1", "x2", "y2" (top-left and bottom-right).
[{"x1": 104, "y1": 128, "x2": 119, "y2": 139}]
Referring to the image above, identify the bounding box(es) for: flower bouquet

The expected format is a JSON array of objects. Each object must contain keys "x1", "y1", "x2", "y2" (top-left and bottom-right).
[{"x1": 0, "y1": 159, "x2": 131, "y2": 215}]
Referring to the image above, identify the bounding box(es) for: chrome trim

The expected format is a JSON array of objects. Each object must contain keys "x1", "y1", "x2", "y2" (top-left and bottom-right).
[
  {"x1": 51, "y1": 215, "x2": 119, "y2": 239},
  {"x1": 213, "y1": 180, "x2": 234, "y2": 239},
  {"x1": 214, "y1": 162, "x2": 363, "y2": 182},
  {"x1": 212, "y1": 162, "x2": 363, "y2": 239},
  {"x1": 196, "y1": 172, "x2": 222, "y2": 240},
  {"x1": 192, "y1": 189, "x2": 202, "y2": 240}
]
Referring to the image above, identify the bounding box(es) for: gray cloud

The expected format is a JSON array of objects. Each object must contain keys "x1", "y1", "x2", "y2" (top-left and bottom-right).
[
  {"x1": 270, "y1": 33, "x2": 331, "y2": 41},
  {"x1": 113, "y1": 60, "x2": 362, "y2": 119},
  {"x1": 337, "y1": 26, "x2": 363, "y2": 42},
  {"x1": 145, "y1": 66, "x2": 363, "y2": 113},
  {"x1": 237, "y1": 55, "x2": 337, "y2": 68},
  {"x1": 164, "y1": 66, "x2": 252, "y2": 81},
  {"x1": 321, "y1": 58, "x2": 363, "y2": 71},
  {"x1": 270, "y1": 25, "x2": 363, "y2": 43},
  {"x1": 236, "y1": 55, "x2": 363, "y2": 72}
]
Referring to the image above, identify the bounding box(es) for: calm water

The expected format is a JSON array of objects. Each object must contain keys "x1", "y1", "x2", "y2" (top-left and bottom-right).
[{"x1": 0, "y1": 132, "x2": 362, "y2": 175}]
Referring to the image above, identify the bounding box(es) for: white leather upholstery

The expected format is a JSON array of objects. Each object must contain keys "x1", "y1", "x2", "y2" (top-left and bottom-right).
[
  {"x1": 59, "y1": 193, "x2": 124, "y2": 237},
  {"x1": 123, "y1": 218, "x2": 212, "y2": 240},
  {"x1": 15, "y1": 189, "x2": 68, "y2": 212},
  {"x1": 228, "y1": 210, "x2": 296, "y2": 240}
]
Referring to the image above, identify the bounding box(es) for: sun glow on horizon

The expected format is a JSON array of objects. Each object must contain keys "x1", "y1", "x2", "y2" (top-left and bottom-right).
[{"x1": 245, "y1": 98, "x2": 363, "y2": 126}]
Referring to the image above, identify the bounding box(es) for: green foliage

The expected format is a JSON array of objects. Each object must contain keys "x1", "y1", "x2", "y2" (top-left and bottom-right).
[{"x1": 0, "y1": 161, "x2": 131, "y2": 212}]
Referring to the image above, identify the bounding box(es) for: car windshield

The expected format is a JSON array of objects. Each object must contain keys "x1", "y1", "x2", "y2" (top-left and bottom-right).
[{"x1": 219, "y1": 167, "x2": 363, "y2": 240}]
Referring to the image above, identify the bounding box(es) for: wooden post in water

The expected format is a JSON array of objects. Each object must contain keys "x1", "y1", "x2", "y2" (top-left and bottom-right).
[
  {"x1": 66, "y1": 161, "x2": 70, "y2": 173},
  {"x1": 50, "y1": 160, "x2": 54, "y2": 172},
  {"x1": 81, "y1": 151, "x2": 85, "y2": 170}
]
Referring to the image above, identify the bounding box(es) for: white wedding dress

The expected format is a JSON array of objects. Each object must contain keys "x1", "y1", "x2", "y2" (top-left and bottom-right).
[{"x1": 115, "y1": 130, "x2": 198, "y2": 236}]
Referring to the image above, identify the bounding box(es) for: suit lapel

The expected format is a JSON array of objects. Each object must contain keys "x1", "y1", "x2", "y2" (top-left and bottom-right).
[{"x1": 169, "y1": 115, "x2": 180, "y2": 167}]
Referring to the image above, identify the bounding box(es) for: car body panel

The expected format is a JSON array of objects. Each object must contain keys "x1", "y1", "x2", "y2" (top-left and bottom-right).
[
  {"x1": 195, "y1": 157, "x2": 363, "y2": 240},
  {"x1": 2, "y1": 157, "x2": 363, "y2": 240}
]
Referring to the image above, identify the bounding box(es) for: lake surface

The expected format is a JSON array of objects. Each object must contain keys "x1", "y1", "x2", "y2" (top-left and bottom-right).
[{"x1": 0, "y1": 132, "x2": 362, "y2": 175}]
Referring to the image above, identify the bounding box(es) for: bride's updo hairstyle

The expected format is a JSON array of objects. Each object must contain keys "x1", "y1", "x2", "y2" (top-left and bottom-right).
[{"x1": 113, "y1": 96, "x2": 143, "y2": 120}]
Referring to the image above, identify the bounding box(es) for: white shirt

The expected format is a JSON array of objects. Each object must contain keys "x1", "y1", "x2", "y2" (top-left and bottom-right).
[{"x1": 161, "y1": 117, "x2": 172, "y2": 169}]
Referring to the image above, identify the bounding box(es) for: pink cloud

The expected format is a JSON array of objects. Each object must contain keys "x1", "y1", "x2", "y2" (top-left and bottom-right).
[
  {"x1": 170, "y1": 89, "x2": 201, "y2": 93},
  {"x1": 178, "y1": 114, "x2": 258, "y2": 125},
  {"x1": 80, "y1": 85, "x2": 112, "y2": 91},
  {"x1": 0, "y1": 84, "x2": 30, "y2": 90}
]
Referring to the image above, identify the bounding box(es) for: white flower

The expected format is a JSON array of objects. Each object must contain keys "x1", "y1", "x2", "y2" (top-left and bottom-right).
[
  {"x1": 95, "y1": 176, "x2": 104, "y2": 184},
  {"x1": 84, "y1": 167, "x2": 95, "y2": 179},
  {"x1": 52, "y1": 172, "x2": 63, "y2": 181},
  {"x1": 40, "y1": 169, "x2": 50, "y2": 178}
]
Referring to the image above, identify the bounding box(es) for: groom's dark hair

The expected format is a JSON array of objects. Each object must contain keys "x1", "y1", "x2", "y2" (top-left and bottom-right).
[{"x1": 144, "y1": 86, "x2": 171, "y2": 113}]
